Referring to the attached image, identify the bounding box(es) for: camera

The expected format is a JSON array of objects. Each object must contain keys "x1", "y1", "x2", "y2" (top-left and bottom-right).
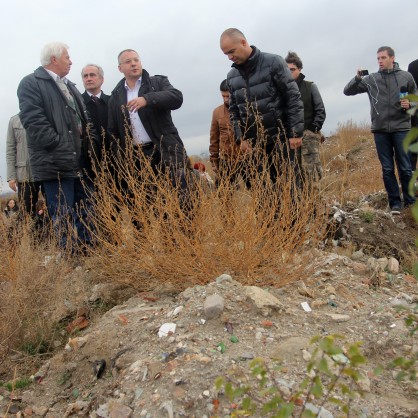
[{"x1": 360, "y1": 70, "x2": 369, "y2": 76}]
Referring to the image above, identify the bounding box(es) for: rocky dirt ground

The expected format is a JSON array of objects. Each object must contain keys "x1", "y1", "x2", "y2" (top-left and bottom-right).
[{"x1": 1, "y1": 196, "x2": 418, "y2": 418}]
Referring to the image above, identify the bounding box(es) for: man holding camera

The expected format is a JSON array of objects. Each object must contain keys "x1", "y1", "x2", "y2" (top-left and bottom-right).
[{"x1": 344, "y1": 46, "x2": 417, "y2": 214}]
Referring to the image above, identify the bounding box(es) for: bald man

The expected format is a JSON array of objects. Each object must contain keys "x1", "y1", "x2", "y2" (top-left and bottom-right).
[{"x1": 220, "y1": 28, "x2": 304, "y2": 185}]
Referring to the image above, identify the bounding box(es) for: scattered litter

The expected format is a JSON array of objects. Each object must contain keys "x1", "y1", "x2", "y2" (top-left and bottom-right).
[
  {"x1": 301, "y1": 302, "x2": 312, "y2": 312},
  {"x1": 158, "y1": 323, "x2": 176, "y2": 338}
]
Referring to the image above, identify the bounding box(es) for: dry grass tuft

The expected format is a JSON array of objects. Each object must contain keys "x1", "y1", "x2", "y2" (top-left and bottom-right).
[
  {"x1": 87, "y1": 140, "x2": 328, "y2": 292},
  {"x1": 0, "y1": 217, "x2": 73, "y2": 378},
  {"x1": 321, "y1": 120, "x2": 384, "y2": 204}
]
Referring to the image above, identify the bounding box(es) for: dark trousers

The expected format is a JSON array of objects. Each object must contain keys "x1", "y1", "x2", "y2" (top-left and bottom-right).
[
  {"x1": 43, "y1": 177, "x2": 94, "y2": 249},
  {"x1": 374, "y1": 131, "x2": 415, "y2": 208},
  {"x1": 217, "y1": 158, "x2": 251, "y2": 189},
  {"x1": 17, "y1": 181, "x2": 42, "y2": 216}
]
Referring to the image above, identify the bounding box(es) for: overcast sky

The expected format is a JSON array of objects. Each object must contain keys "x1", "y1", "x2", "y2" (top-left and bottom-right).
[{"x1": 1, "y1": 0, "x2": 417, "y2": 192}]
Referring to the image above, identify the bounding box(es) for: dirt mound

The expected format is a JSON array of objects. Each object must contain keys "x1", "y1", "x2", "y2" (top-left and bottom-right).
[{"x1": 1, "y1": 248, "x2": 417, "y2": 417}]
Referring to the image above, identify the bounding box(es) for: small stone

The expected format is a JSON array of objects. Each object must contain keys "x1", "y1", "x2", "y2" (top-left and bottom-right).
[
  {"x1": 357, "y1": 373, "x2": 371, "y2": 392},
  {"x1": 216, "y1": 274, "x2": 232, "y2": 284},
  {"x1": 387, "y1": 257, "x2": 399, "y2": 274},
  {"x1": 202, "y1": 390, "x2": 210, "y2": 397},
  {"x1": 204, "y1": 294, "x2": 224, "y2": 319},
  {"x1": 302, "y1": 350, "x2": 312, "y2": 361},
  {"x1": 325, "y1": 313, "x2": 350, "y2": 322}
]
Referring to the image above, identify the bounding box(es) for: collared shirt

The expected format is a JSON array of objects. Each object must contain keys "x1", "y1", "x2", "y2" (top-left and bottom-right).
[
  {"x1": 87, "y1": 91, "x2": 102, "y2": 99},
  {"x1": 45, "y1": 68, "x2": 67, "y2": 84},
  {"x1": 125, "y1": 78, "x2": 152, "y2": 145}
]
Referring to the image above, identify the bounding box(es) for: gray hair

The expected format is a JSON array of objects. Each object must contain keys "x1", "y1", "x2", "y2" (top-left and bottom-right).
[
  {"x1": 81, "y1": 64, "x2": 104, "y2": 78},
  {"x1": 40, "y1": 42, "x2": 69, "y2": 66}
]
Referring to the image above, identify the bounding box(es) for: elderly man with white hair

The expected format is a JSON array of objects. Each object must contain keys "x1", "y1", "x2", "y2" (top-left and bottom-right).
[{"x1": 17, "y1": 42, "x2": 100, "y2": 250}]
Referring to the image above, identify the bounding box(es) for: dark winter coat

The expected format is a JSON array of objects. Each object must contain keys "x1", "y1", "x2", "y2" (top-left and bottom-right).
[
  {"x1": 344, "y1": 63, "x2": 418, "y2": 133},
  {"x1": 295, "y1": 74, "x2": 326, "y2": 133},
  {"x1": 107, "y1": 69, "x2": 187, "y2": 168},
  {"x1": 226, "y1": 46, "x2": 304, "y2": 144},
  {"x1": 82, "y1": 91, "x2": 110, "y2": 151},
  {"x1": 17, "y1": 66, "x2": 100, "y2": 181}
]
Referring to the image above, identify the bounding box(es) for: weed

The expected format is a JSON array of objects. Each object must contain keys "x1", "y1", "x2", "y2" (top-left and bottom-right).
[
  {"x1": 5, "y1": 378, "x2": 31, "y2": 391},
  {"x1": 359, "y1": 211, "x2": 375, "y2": 223},
  {"x1": 215, "y1": 335, "x2": 367, "y2": 417}
]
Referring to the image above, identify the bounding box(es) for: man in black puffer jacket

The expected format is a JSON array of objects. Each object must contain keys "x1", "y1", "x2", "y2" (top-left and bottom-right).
[{"x1": 220, "y1": 28, "x2": 304, "y2": 185}]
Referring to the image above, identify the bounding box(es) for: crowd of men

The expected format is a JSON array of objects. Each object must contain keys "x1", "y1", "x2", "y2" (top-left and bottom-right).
[{"x1": 5, "y1": 28, "x2": 418, "y2": 251}]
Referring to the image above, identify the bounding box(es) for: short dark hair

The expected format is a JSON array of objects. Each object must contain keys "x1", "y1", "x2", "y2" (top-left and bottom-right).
[
  {"x1": 377, "y1": 46, "x2": 395, "y2": 57},
  {"x1": 220, "y1": 28, "x2": 246, "y2": 42},
  {"x1": 117, "y1": 49, "x2": 138, "y2": 64},
  {"x1": 220, "y1": 79, "x2": 228, "y2": 91},
  {"x1": 285, "y1": 51, "x2": 303, "y2": 69}
]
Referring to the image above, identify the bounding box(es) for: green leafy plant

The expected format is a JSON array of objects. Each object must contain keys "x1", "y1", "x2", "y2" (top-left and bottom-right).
[
  {"x1": 387, "y1": 304, "x2": 417, "y2": 382},
  {"x1": 215, "y1": 335, "x2": 367, "y2": 417},
  {"x1": 359, "y1": 210, "x2": 375, "y2": 223},
  {"x1": 4, "y1": 378, "x2": 31, "y2": 391}
]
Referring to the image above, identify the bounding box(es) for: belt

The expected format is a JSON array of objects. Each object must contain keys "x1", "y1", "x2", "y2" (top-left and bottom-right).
[{"x1": 133, "y1": 142, "x2": 154, "y2": 150}]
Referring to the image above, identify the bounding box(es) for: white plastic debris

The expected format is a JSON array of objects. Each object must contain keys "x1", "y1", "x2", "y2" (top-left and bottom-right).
[
  {"x1": 158, "y1": 323, "x2": 176, "y2": 338},
  {"x1": 301, "y1": 302, "x2": 312, "y2": 312}
]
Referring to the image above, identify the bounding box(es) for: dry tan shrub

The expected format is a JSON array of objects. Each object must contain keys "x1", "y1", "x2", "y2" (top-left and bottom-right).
[
  {"x1": 87, "y1": 137, "x2": 328, "y2": 292},
  {"x1": 0, "y1": 216, "x2": 73, "y2": 376},
  {"x1": 321, "y1": 120, "x2": 384, "y2": 204}
]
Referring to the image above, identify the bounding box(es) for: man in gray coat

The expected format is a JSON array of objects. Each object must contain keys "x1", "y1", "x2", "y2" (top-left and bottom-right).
[
  {"x1": 17, "y1": 42, "x2": 100, "y2": 249},
  {"x1": 6, "y1": 114, "x2": 42, "y2": 216},
  {"x1": 344, "y1": 46, "x2": 417, "y2": 214}
]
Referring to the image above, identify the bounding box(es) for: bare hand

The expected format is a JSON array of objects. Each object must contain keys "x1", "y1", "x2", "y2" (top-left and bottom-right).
[
  {"x1": 127, "y1": 97, "x2": 147, "y2": 112},
  {"x1": 8, "y1": 180, "x2": 17, "y2": 192},
  {"x1": 289, "y1": 137, "x2": 302, "y2": 149},
  {"x1": 400, "y1": 98, "x2": 410, "y2": 110}
]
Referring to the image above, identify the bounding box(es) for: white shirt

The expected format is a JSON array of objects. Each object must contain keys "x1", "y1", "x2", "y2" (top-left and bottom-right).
[
  {"x1": 125, "y1": 78, "x2": 152, "y2": 145},
  {"x1": 87, "y1": 91, "x2": 102, "y2": 99}
]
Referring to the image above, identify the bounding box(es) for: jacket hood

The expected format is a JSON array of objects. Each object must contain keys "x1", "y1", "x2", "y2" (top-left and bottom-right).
[{"x1": 378, "y1": 62, "x2": 401, "y2": 74}]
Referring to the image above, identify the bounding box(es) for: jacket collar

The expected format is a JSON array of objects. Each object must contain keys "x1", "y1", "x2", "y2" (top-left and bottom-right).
[
  {"x1": 34, "y1": 66, "x2": 77, "y2": 88},
  {"x1": 112, "y1": 69, "x2": 150, "y2": 95},
  {"x1": 232, "y1": 46, "x2": 260, "y2": 73}
]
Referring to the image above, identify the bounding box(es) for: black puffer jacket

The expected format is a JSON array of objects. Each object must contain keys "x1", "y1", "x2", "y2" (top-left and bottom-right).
[
  {"x1": 108, "y1": 69, "x2": 187, "y2": 168},
  {"x1": 227, "y1": 46, "x2": 304, "y2": 144},
  {"x1": 17, "y1": 66, "x2": 99, "y2": 181}
]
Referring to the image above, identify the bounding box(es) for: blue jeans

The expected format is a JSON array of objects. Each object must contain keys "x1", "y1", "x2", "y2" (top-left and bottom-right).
[
  {"x1": 43, "y1": 177, "x2": 95, "y2": 249},
  {"x1": 374, "y1": 131, "x2": 415, "y2": 208}
]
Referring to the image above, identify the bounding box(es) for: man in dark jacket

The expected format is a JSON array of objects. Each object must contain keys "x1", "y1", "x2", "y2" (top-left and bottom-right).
[
  {"x1": 107, "y1": 49, "x2": 189, "y2": 216},
  {"x1": 344, "y1": 46, "x2": 417, "y2": 214},
  {"x1": 81, "y1": 64, "x2": 110, "y2": 153},
  {"x1": 17, "y1": 42, "x2": 100, "y2": 249},
  {"x1": 219, "y1": 28, "x2": 304, "y2": 185},
  {"x1": 285, "y1": 51, "x2": 326, "y2": 182}
]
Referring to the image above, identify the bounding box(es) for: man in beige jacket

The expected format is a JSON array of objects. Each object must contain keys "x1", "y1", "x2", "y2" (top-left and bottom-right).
[{"x1": 6, "y1": 114, "x2": 42, "y2": 216}]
